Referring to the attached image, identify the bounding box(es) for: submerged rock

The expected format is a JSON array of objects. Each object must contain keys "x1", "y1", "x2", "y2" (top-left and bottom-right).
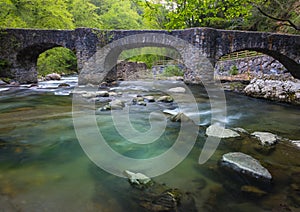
[
  {"x1": 206, "y1": 124, "x2": 240, "y2": 138},
  {"x1": 221, "y1": 152, "x2": 272, "y2": 181},
  {"x1": 241, "y1": 185, "x2": 267, "y2": 197},
  {"x1": 251, "y1": 132, "x2": 277, "y2": 146},
  {"x1": 126, "y1": 176, "x2": 197, "y2": 211}
]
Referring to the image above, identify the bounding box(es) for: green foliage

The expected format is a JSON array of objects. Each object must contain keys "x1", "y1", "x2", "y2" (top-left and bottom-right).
[
  {"x1": 229, "y1": 65, "x2": 239, "y2": 75},
  {"x1": 162, "y1": 0, "x2": 261, "y2": 29},
  {"x1": 163, "y1": 65, "x2": 184, "y2": 77},
  {"x1": 127, "y1": 54, "x2": 165, "y2": 69},
  {"x1": 99, "y1": 0, "x2": 143, "y2": 29},
  {"x1": 0, "y1": 59, "x2": 10, "y2": 70},
  {"x1": 246, "y1": 0, "x2": 300, "y2": 34},
  {"x1": 68, "y1": 0, "x2": 102, "y2": 28},
  {"x1": 37, "y1": 47, "x2": 77, "y2": 76}
]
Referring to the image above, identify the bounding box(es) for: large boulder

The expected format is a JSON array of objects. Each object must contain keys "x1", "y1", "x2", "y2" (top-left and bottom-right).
[
  {"x1": 251, "y1": 132, "x2": 277, "y2": 146},
  {"x1": 221, "y1": 152, "x2": 272, "y2": 181},
  {"x1": 206, "y1": 125, "x2": 240, "y2": 138}
]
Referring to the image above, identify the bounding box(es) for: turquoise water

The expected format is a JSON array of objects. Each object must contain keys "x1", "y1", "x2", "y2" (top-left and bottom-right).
[{"x1": 0, "y1": 80, "x2": 299, "y2": 211}]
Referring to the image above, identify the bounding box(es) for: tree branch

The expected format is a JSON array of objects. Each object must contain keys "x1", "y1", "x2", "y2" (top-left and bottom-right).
[{"x1": 254, "y1": 5, "x2": 299, "y2": 31}]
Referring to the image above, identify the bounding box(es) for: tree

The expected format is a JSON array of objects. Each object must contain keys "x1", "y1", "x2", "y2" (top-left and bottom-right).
[
  {"x1": 0, "y1": 0, "x2": 27, "y2": 28},
  {"x1": 99, "y1": 0, "x2": 143, "y2": 29},
  {"x1": 68, "y1": 0, "x2": 102, "y2": 28},
  {"x1": 249, "y1": 0, "x2": 300, "y2": 34},
  {"x1": 130, "y1": 0, "x2": 169, "y2": 29},
  {"x1": 163, "y1": 0, "x2": 260, "y2": 29},
  {"x1": 0, "y1": 0, "x2": 74, "y2": 29}
]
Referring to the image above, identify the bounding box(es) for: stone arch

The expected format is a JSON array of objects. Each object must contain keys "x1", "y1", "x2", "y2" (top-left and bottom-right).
[
  {"x1": 15, "y1": 43, "x2": 76, "y2": 83},
  {"x1": 79, "y1": 32, "x2": 215, "y2": 85},
  {"x1": 219, "y1": 48, "x2": 300, "y2": 78}
]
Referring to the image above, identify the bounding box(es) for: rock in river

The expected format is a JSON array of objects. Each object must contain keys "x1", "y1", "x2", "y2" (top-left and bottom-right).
[
  {"x1": 168, "y1": 87, "x2": 186, "y2": 93},
  {"x1": 251, "y1": 131, "x2": 277, "y2": 146},
  {"x1": 45, "y1": 73, "x2": 61, "y2": 80},
  {"x1": 221, "y1": 152, "x2": 272, "y2": 181},
  {"x1": 170, "y1": 112, "x2": 193, "y2": 123},
  {"x1": 123, "y1": 170, "x2": 151, "y2": 185},
  {"x1": 206, "y1": 124, "x2": 240, "y2": 138},
  {"x1": 157, "y1": 95, "x2": 174, "y2": 103}
]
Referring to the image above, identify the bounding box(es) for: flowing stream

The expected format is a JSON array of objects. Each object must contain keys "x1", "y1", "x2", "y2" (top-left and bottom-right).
[{"x1": 0, "y1": 76, "x2": 299, "y2": 211}]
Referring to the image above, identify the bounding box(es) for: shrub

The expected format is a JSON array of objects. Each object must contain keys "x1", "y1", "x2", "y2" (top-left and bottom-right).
[
  {"x1": 229, "y1": 65, "x2": 239, "y2": 75},
  {"x1": 163, "y1": 65, "x2": 184, "y2": 77}
]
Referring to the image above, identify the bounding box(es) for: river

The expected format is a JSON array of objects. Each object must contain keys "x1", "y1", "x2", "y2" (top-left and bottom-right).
[{"x1": 0, "y1": 76, "x2": 299, "y2": 211}]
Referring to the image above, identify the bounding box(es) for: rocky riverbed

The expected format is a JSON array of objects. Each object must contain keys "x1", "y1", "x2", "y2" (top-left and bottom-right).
[{"x1": 219, "y1": 73, "x2": 300, "y2": 105}]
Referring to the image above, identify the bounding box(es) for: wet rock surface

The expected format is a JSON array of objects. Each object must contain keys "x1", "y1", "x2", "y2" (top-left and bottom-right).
[
  {"x1": 206, "y1": 125, "x2": 240, "y2": 138},
  {"x1": 251, "y1": 132, "x2": 278, "y2": 146},
  {"x1": 126, "y1": 178, "x2": 197, "y2": 211},
  {"x1": 221, "y1": 152, "x2": 272, "y2": 181},
  {"x1": 244, "y1": 74, "x2": 300, "y2": 105}
]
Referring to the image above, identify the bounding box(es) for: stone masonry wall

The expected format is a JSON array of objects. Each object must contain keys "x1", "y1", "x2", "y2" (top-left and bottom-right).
[{"x1": 215, "y1": 55, "x2": 287, "y2": 76}]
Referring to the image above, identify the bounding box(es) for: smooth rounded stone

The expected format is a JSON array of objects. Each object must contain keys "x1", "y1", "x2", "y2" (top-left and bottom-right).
[
  {"x1": 96, "y1": 91, "x2": 109, "y2": 97},
  {"x1": 170, "y1": 112, "x2": 193, "y2": 123},
  {"x1": 109, "y1": 99, "x2": 125, "y2": 110},
  {"x1": 45, "y1": 73, "x2": 61, "y2": 80},
  {"x1": 144, "y1": 96, "x2": 155, "y2": 102},
  {"x1": 251, "y1": 132, "x2": 277, "y2": 146},
  {"x1": 168, "y1": 87, "x2": 186, "y2": 93},
  {"x1": 157, "y1": 95, "x2": 174, "y2": 103},
  {"x1": 221, "y1": 152, "x2": 272, "y2": 181},
  {"x1": 206, "y1": 124, "x2": 240, "y2": 138},
  {"x1": 123, "y1": 170, "x2": 151, "y2": 185}
]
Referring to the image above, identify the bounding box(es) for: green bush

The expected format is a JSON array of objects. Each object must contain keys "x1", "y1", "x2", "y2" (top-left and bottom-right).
[
  {"x1": 229, "y1": 65, "x2": 239, "y2": 75},
  {"x1": 163, "y1": 65, "x2": 184, "y2": 77},
  {"x1": 37, "y1": 47, "x2": 77, "y2": 77}
]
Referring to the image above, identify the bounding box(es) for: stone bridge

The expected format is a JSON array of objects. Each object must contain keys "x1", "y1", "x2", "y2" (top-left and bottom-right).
[{"x1": 0, "y1": 28, "x2": 299, "y2": 84}]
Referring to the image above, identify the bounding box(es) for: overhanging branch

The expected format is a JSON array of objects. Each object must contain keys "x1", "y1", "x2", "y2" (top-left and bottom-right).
[{"x1": 254, "y1": 5, "x2": 299, "y2": 31}]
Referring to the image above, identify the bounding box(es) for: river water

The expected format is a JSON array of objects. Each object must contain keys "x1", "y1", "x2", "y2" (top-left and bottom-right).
[{"x1": 0, "y1": 76, "x2": 299, "y2": 211}]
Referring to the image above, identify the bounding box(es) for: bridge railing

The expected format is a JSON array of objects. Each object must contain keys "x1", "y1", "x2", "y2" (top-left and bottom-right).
[{"x1": 220, "y1": 50, "x2": 263, "y2": 61}]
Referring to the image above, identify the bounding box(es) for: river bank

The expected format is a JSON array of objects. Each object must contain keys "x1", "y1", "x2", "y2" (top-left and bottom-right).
[{"x1": 217, "y1": 73, "x2": 300, "y2": 106}]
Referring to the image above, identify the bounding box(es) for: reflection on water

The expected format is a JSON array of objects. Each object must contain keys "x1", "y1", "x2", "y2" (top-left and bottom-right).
[{"x1": 0, "y1": 78, "x2": 299, "y2": 211}]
